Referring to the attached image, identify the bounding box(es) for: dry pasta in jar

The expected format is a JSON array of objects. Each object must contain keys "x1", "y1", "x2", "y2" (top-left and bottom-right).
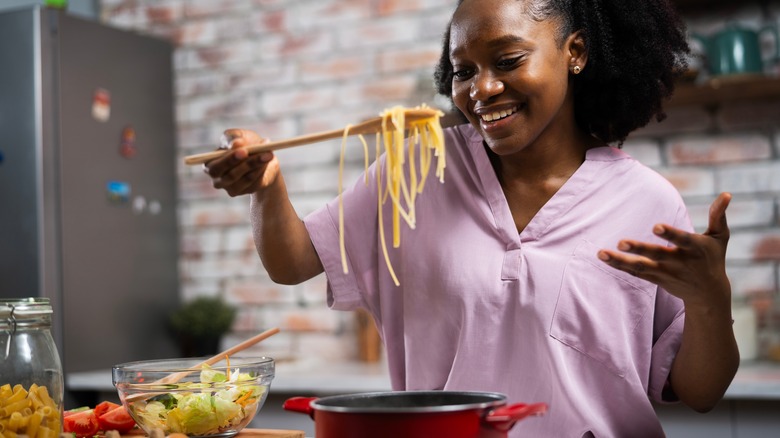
[{"x1": 0, "y1": 299, "x2": 64, "y2": 438}]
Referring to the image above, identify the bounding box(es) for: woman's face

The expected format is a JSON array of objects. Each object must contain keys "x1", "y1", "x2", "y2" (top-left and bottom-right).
[{"x1": 449, "y1": 0, "x2": 576, "y2": 156}]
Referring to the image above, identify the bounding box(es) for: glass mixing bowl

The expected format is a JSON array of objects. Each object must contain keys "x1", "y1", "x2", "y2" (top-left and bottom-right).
[{"x1": 113, "y1": 357, "x2": 274, "y2": 438}]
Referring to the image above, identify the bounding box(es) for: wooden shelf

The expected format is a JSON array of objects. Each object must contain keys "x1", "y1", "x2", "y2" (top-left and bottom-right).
[
  {"x1": 667, "y1": 75, "x2": 780, "y2": 108},
  {"x1": 668, "y1": 0, "x2": 780, "y2": 107}
]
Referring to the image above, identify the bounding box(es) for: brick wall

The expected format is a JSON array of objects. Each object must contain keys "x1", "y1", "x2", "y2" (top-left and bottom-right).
[{"x1": 99, "y1": 0, "x2": 780, "y2": 361}]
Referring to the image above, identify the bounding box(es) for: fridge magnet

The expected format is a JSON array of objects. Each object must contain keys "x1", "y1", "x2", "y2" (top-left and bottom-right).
[
  {"x1": 106, "y1": 180, "x2": 131, "y2": 204},
  {"x1": 92, "y1": 88, "x2": 111, "y2": 122},
  {"x1": 132, "y1": 195, "x2": 146, "y2": 215},
  {"x1": 120, "y1": 125, "x2": 137, "y2": 159},
  {"x1": 148, "y1": 200, "x2": 162, "y2": 215}
]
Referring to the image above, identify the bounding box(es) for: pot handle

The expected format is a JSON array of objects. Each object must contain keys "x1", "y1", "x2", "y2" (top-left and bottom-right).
[
  {"x1": 484, "y1": 402, "x2": 548, "y2": 431},
  {"x1": 282, "y1": 397, "x2": 318, "y2": 419}
]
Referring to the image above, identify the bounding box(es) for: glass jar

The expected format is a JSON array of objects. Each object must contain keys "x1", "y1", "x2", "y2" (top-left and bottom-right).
[{"x1": 0, "y1": 298, "x2": 64, "y2": 436}]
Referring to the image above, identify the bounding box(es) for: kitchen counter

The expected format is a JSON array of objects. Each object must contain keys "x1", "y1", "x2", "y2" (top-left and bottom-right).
[
  {"x1": 67, "y1": 359, "x2": 780, "y2": 438},
  {"x1": 67, "y1": 357, "x2": 392, "y2": 396},
  {"x1": 67, "y1": 358, "x2": 780, "y2": 398}
]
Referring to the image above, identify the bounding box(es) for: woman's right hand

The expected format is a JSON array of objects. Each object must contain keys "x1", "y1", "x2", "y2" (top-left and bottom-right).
[
  {"x1": 204, "y1": 128, "x2": 279, "y2": 197},
  {"x1": 206, "y1": 128, "x2": 323, "y2": 284}
]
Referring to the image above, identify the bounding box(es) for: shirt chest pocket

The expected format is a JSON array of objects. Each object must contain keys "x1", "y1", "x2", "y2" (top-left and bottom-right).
[{"x1": 550, "y1": 240, "x2": 655, "y2": 377}]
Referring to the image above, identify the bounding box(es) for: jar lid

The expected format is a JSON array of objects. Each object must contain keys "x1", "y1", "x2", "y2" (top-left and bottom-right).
[{"x1": 0, "y1": 298, "x2": 53, "y2": 321}]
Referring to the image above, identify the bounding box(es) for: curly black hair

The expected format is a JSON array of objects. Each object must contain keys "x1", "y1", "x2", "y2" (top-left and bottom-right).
[{"x1": 433, "y1": 0, "x2": 689, "y2": 144}]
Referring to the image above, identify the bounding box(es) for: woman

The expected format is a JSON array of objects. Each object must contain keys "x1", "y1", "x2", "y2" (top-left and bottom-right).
[{"x1": 205, "y1": 0, "x2": 739, "y2": 436}]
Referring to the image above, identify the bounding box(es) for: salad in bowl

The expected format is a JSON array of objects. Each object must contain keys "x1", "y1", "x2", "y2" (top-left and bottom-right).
[{"x1": 113, "y1": 357, "x2": 274, "y2": 438}]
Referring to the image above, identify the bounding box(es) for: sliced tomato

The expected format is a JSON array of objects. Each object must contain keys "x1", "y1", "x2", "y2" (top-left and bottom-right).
[
  {"x1": 63, "y1": 409, "x2": 100, "y2": 438},
  {"x1": 63, "y1": 406, "x2": 91, "y2": 418},
  {"x1": 93, "y1": 401, "x2": 121, "y2": 419},
  {"x1": 97, "y1": 405, "x2": 136, "y2": 434}
]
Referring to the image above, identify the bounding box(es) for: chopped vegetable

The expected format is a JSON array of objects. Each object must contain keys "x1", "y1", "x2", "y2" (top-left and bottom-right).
[
  {"x1": 98, "y1": 405, "x2": 136, "y2": 434},
  {"x1": 62, "y1": 409, "x2": 100, "y2": 437},
  {"x1": 63, "y1": 401, "x2": 137, "y2": 436},
  {"x1": 127, "y1": 364, "x2": 265, "y2": 436}
]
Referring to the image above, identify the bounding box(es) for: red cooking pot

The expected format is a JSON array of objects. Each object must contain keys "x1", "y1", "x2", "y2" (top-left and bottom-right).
[{"x1": 283, "y1": 390, "x2": 547, "y2": 438}]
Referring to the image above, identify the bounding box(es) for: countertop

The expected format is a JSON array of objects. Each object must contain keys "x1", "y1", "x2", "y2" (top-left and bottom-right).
[
  {"x1": 67, "y1": 357, "x2": 392, "y2": 396},
  {"x1": 68, "y1": 358, "x2": 780, "y2": 399}
]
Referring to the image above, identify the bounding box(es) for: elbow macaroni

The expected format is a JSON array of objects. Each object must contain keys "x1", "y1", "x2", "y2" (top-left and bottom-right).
[{"x1": 0, "y1": 384, "x2": 60, "y2": 438}]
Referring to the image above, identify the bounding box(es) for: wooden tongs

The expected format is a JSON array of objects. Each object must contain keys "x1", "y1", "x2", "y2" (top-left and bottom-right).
[{"x1": 183, "y1": 107, "x2": 442, "y2": 165}]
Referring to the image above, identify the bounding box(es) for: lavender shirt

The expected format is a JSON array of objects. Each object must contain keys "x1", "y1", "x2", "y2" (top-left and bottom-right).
[{"x1": 304, "y1": 124, "x2": 688, "y2": 437}]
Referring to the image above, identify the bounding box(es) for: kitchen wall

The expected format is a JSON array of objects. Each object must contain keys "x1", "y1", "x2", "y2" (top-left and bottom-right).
[{"x1": 97, "y1": 0, "x2": 780, "y2": 362}]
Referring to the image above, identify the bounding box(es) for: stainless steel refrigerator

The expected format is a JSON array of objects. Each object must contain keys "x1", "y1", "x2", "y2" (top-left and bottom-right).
[{"x1": 0, "y1": 5, "x2": 180, "y2": 378}]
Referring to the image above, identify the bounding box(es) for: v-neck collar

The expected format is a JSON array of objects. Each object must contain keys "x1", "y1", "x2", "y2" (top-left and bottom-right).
[{"x1": 459, "y1": 124, "x2": 628, "y2": 246}]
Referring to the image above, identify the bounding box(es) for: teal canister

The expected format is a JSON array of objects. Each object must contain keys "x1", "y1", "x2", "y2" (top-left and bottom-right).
[
  {"x1": 693, "y1": 22, "x2": 780, "y2": 76},
  {"x1": 0, "y1": 298, "x2": 64, "y2": 436}
]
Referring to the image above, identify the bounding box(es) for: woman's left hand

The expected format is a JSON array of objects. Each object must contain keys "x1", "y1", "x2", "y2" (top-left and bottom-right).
[{"x1": 597, "y1": 192, "x2": 732, "y2": 306}]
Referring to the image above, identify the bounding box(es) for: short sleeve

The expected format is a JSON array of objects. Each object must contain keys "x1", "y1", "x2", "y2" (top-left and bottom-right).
[
  {"x1": 648, "y1": 299, "x2": 684, "y2": 403},
  {"x1": 303, "y1": 158, "x2": 384, "y2": 312}
]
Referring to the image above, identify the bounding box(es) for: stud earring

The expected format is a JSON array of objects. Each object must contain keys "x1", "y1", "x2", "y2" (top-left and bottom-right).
[{"x1": 572, "y1": 65, "x2": 582, "y2": 74}]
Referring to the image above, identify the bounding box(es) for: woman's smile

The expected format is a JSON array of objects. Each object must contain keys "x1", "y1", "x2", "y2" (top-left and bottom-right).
[{"x1": 476, "y1": 103, "x2": 526, "y2": 135}]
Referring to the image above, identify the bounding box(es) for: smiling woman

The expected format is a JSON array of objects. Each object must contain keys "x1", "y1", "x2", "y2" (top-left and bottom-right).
[{"x1": 202, "y1": 1, "x2": 738, "y2": 437}]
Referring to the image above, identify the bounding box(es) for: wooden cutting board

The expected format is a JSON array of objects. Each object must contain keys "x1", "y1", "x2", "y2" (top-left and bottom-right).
[
  {"x1": 231, "y1": 429, "x2": 304, "y2": 438},
  {"x1": 122, "y1": 428, "x2": 304, "y2": 438}
]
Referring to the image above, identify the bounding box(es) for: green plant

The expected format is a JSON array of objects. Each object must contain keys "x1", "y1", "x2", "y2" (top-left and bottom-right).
[{"x1": 169, "y1": 297, "x2": 236, "y2": 339}]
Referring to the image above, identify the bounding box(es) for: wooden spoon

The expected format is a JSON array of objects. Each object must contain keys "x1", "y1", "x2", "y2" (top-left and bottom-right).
[
  {"x1": 123, "y1": 327, "x2": 280, "y2": 403},
  {"x1": 182, "y1": 107, "x2": 442, "y2": 165}
]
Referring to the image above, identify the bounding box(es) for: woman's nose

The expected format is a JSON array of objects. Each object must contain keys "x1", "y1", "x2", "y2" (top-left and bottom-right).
[{"x1": 469, "y1": 74, "x2": 504, "y2": 100}]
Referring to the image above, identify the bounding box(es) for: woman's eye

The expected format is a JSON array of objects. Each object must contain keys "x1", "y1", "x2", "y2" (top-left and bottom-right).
[
  {"x1": 452, "y1": 68, "x2": 473, "y2": 80},
  {"x1": 497, "y1": 56, "x2": 522, "y2": 69}
]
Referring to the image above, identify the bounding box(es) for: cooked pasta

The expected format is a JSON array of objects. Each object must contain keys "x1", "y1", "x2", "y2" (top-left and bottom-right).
[
  {"x1": 0, "y1": 384, "x2": 60, "y2": 438},
  {"x1": 337, "y1": 105, "x2": 446, "y2": 286}
]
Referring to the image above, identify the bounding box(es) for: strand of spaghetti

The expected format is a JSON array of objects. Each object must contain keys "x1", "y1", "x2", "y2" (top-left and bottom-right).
[
  {"x1": 389, "y1": 149, "x2": 401, "y2": 248},
  {"x1": 421, "y1": 125, "x2": 435, "y2": 191},
  {"x1": 390, "y1": 170, "x2": 415, "y2": 226},
  {"x1": 418, "y1": 126, "x2": 432, "y2": 193},
  {"x1": 376, "y1": 134, "x2": 400, "y2": 286},
  {"x1": 407, "y1": 125, "x2": 418, "y2": 223},
  {"x1": 359, "y1": 134, "x2": 370, "y2": 185},
  {"x1": 384, "y1": 173, "x2": 415, "y2": 228},
  {"x1": 416, "y1": 118, "x2": 443, "y2": 189},
  {"x1": 338, "y1": 124, "x2": 352, "y2": 274},
  {"x1": 380, "y1": 118, "x2": 393, "y2": 206},
  {"x1": 397, "y1": 157, "x2": 414, "y2": 226},
  {"x1": 389, "y1": 107, "x2": 407, "y2": 248},
  {"x1": 430, "y1": 117, "x2": 446, "y2": 182}
]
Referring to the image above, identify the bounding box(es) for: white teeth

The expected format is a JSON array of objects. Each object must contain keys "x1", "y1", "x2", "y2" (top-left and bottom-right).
[{"x1": 481, "y1": 107, "x2": 516, "y2": 122}]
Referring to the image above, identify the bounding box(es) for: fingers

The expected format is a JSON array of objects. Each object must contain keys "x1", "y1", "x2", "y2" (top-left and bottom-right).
[
  {"x1": 204, "y1": 150, "x2": 274, "y2": 196},
  {"x1": 203, "y1": 128, "x2": 273, "y2": 196},
  {"x1": 204, "y1": 148, "x2": 249, "y2": 178},
  {"x1": 221, "y1": 129, "x2": 265, "y2": 150},
  {"x1": 212, "y1": 152, "x2": 271, "y2": 184},
  {"x1": 632, "y1": 193, "x2": 731, "y2": 251},
  {"x1": 705, "y1": 192, "x2": 731, "y2": 238},
  {"x1": 612, "y1": 239, "x2": 676, "y2": 261},
  {"x1": 597, "y1": 250, "x2": 659, "y2": 280},
  {"x1": 222, "y1": 167, "x2": 267, "y2": 196},
  {"x1": 651, "y1": 224, "x2": 694, "y2": 249}
]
